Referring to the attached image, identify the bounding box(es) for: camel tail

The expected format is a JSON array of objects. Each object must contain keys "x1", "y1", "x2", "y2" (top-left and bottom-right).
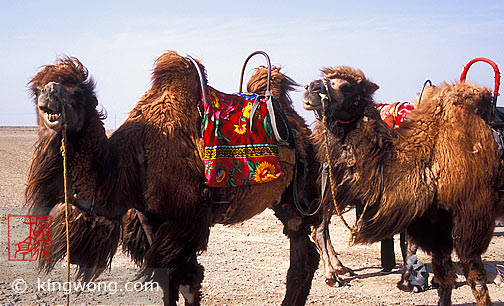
[{"x1": 40, "y1": 203, "x2": 121, "y2": 282}]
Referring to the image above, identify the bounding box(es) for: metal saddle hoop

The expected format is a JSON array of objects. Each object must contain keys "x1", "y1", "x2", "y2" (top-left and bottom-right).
[
  {"x1": 240, "y1": 51, "x2": 316, "y2": 215},
  {"x1": 239, "y1": 51, "x2": 290, "y2": 146},
  {"x1": 417, "y1": 79, "x2": 433, "y2": 106},
  {"x1": 240, "y1": 51, "x2": 317, "y2": 215},
  {"x1": 460, "y1": 57, "x2": 501, "y2": 126},
  {"x1": 460, "y1": 58, "x2": 504, "y2": 189}
]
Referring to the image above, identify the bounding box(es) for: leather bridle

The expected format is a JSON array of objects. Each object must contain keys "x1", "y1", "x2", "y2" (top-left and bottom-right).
[{"x1": 307, "y1": 78, "x2": 332, "y2": 121}]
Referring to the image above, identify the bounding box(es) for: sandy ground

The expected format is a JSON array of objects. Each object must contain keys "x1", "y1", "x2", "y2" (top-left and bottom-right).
[{"x1": 0, "y1": 126, "x2": 503, "y2": 306}]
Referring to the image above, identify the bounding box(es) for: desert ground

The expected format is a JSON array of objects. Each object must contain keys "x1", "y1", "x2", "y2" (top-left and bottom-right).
[{"x1": 0, "y1": 126, "x2": 502, "y2": 305}]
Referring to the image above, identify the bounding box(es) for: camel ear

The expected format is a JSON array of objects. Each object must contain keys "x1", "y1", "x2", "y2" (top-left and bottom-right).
[{"x1": 363, "y1": 81, "x2": 379, "y2": 95}]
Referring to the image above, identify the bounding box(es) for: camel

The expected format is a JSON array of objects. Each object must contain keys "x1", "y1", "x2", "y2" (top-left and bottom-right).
[
  {"x1": 303, "y1": 66, "x2": 503, "y2": 306},
  {"x1": 312, "y1": 100, "x2": 424, "y2": 291},
  {"x1": 25, "y1": 51, "x2": 322, "y2": 306}
]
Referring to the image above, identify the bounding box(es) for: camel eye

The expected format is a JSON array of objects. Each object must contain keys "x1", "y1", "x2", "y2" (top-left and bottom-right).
[{"x1": 339, "y1": 83, "x2": 353, "y2": 93}]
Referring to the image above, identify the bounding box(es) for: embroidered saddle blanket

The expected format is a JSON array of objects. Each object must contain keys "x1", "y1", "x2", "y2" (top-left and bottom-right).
[
  {"x1": 376, "y1": 102, "x2": 414, "y2": 128},
  {"x1": 202, "y1": 86, "x2": 282, "y2": 187}
]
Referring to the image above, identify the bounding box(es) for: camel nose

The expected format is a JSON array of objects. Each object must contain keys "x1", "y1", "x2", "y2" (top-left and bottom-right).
[
  {"x1": 306, "y1": 80, "x2": 322, "y2": 93},
  {"x1": 42, "y1": 82, "x2": 63, "y2": 96},
  {"x1": 38, "y1": 82, "x2": 65, "y2": 113}
]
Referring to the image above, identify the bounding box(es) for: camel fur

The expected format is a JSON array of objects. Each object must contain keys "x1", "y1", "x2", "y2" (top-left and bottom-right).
[
  {"x1": 26, "y1": 52, "x2": 321, "y2": 306},
  {"x1": 303, "y1": 65, "x2": 502, "y2": 306}
]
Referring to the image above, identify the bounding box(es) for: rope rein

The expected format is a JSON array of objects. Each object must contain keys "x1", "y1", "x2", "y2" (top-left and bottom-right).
[
  {"x1": 60, "y1": 125, "x2": 71, "y2": 306},
  {"x1": 321, "y1": 112, "x2": 352, "y2": 232},
  {"x1": 320, "y1": 112, "x2": 382, "y2": 246}
]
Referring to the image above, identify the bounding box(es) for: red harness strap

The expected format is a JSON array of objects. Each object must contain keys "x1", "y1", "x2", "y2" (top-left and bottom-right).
[{"x1": 337, "y1": 118, "x2": 357, "y2": 125}]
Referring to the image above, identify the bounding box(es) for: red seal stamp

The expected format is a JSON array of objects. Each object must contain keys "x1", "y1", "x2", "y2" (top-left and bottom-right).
[{"x1": 8, "y1": 215, "x2": 52, "y2": 261}]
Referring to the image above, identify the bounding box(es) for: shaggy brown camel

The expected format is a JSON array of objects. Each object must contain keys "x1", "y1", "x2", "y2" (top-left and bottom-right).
[
  {"x1": 303, "y1": 66, "x2": 503, "y2": 306},
  {"x1": 312, "y1": 101, "x2": 423, "y2": 290},
  {"x1": 25, "y1": 51, "x2": 321, "y2": 306}
]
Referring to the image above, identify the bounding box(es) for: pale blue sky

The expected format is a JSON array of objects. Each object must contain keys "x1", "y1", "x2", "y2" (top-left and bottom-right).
[{"x1": 1, "y1": 0, "x2": 503, "y2": 128}]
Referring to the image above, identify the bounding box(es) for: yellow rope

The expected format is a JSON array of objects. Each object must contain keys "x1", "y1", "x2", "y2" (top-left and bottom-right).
[
  {"x1": 61, "y1": 126, "x2": 71, "y2": 306},
  {"x1": 321, "y1": 113, "x2": 352, "y2": 232},
  {"x1": 320, "y1": 113, "x2": 370, "y2": 246}
]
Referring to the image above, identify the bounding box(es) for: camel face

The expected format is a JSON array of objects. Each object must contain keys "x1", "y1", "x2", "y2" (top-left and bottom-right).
[
  {"x1": 304, "y1": 67, "x2": 379, "y2": 124},
  {"x1": 302, "y1": 78, "x2": 325, "y2": 110},
  {"x1": 303, "y1": 77, "x2": 364, "y2": 122},
  {"x1": 29, "y1": 57, "x2": 94, "y2": 134},
  {"x1": 36, "y1": 81, "x2": 86, "y2": 133},
  {"x1": 36, "y1": 82, "x2": 67, "y2": 129}
]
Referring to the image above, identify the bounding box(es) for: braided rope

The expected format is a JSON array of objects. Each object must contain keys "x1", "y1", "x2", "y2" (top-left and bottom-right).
[
  {"x1": 320, "y1": 113, "x2": 372, "y2": 246},
  {"x1": 60, "y1": 126, "x2": 71, "y2": 306},
  {"x1": 321, "y1": 113, "x2": 352, "y2": 232}
]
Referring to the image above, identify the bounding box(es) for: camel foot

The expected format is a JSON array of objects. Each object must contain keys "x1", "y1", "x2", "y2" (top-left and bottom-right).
[
  {"x1": 337, "y1": 266, "x2": 356, "y2": 276},
  {"x1": 325, "y1": 275, "x2": 346, "y2": 287}
]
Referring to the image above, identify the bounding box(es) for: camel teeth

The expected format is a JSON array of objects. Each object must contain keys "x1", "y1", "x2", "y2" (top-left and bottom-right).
[{"x1": 46, "y1": 112, "x2": 61, "y2": 122}]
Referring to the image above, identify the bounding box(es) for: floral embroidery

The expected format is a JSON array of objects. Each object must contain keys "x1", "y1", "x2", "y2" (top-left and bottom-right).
[
  {"x1": 234, "y1": 123, "x2": 247, "y2": 135},
  {"x1": 236, "y1": 92, "x2": 256, "y2": 99},
  {"x1": 203, "y1": 86, "x2": 282, "y2": 187},
  {"x1": 208, "y1": 90, "x2": 220, "y2": 109},
  {"x1": 215, "y1": 168, "x2": 226, "y2": 183},
  {"x1": 242, "y1": 104, "x2": 253, "y2": 119},
  {"x1": 253, "y1": 162, "x2": 278, "y2": 183},
  {"x1": 376, "y1": 102, "x2": 413, "y2": 129}
]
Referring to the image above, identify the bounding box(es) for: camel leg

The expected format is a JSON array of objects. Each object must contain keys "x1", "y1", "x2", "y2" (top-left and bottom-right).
[
  {"x1": 150, "y1": 257, "x2": 203, "y2": 306},
  {"x1": 144, "y1": 212, "x2": 210, "y2": 306},
  {"x1": 150, "y1": 255, "x2": 203, "y2": 306},
  {"x1": 273, "y1": 202, "x2": 319, "y2": 306},
  {"x1": 460, "y1": 256, "x2": 492, "y2": 306},
  {"x1": 461, "y1": 257, "x2": 492, "y2": 306},
  {"x1": 150, "y1": 268, "x2": 178, "y2": 306},
  {"x1": 175, "y1": 256, "x2": 204, "y2": 306},
  {"x1": 326, "y1": 223, "x2": 354, "y2": 276},
  {"x1": 311, "y1": 216, "x2": 353, "y2": 287},
  {"x1": 431, "y1": 251, "x2": 457, "y2": 306},
  {"x1": 452, "y1": 197, "x2": 495, "y2": 306}
]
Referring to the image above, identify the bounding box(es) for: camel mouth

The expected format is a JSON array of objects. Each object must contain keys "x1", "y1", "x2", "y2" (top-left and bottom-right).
[
  {"x1": 38, "y1": 105, "x2": 63, "y2": 128},
  {"x1": 302, "y1": 84, "x2": 324, "y2": 111},
  {"x1": 302, "y1": 98, "x2": 322, "y2": 111},
  {"x1": 36, "y1": 82, "x2": 70, "y2": 129}
]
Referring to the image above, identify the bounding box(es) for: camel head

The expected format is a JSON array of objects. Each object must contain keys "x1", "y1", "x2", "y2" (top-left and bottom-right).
[
  {"x1": 28, "y1": 57, "x2": 99, "y2": 134},
  {"x1": 303, "y1": 66, "x2": 379, "y2": 124}
]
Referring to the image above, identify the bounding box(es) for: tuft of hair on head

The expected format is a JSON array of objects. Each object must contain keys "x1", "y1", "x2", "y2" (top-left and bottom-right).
[{"x1": 321, "y1": 66, "x2": 367, "y2": 84}]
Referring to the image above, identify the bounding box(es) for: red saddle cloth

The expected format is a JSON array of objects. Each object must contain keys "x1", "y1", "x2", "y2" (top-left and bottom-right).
[
  {"x1": 376, "y1": 102, "x2": 414, "y2": 128},
  {"x1": 202, "y1": 86, "x2": 282, "y2": 187}
]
